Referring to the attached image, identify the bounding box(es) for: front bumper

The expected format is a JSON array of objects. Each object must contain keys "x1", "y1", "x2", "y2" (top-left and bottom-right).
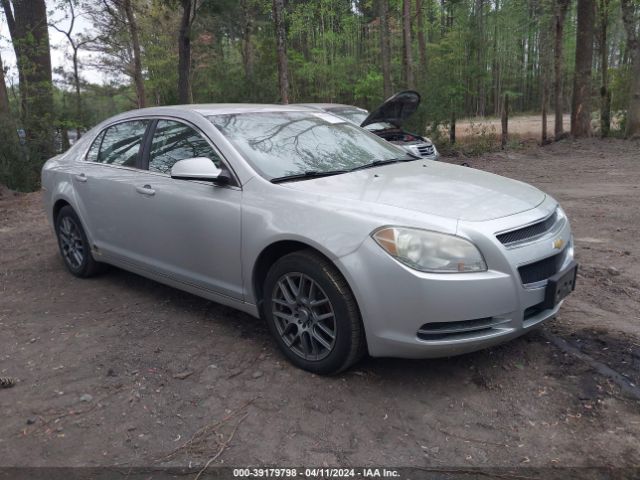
[{"x1": 337, "y1": 198, "x2": 574, "y2": 359}]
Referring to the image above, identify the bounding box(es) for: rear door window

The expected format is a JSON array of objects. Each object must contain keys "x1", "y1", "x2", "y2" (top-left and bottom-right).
[{"x1": 91, "y1": 120, "x2": 149, "y2": 167}]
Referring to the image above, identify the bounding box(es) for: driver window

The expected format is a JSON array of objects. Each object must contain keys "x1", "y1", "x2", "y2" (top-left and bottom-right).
[{"x1": 148, "y1": 120, "x2": 222, "y2": 174}]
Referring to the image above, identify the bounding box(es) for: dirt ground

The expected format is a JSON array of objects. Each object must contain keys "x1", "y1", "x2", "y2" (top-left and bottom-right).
[
  {"x1": 453, "y1": 114, "x2": 572, "y2": 139},
  {"x1": 1, "y1": 138, "x2": 639, "y2": 473}
]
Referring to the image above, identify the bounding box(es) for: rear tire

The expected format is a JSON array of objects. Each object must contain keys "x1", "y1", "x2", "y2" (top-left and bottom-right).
[
  {"x1": 263, "y1": 249, "x2": 366, "y2": 375},
  {"x1": 55, "y1": 206, "x2": 104, "y2": 278}
]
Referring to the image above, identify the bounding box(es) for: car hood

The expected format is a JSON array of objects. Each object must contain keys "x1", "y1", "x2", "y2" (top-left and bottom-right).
[
  {"x1": 361, "y1": 90, "x2": 421, "y2": 128},
  {"x1": 282, "y1": 161, "x2": 546, "y2": 222}
]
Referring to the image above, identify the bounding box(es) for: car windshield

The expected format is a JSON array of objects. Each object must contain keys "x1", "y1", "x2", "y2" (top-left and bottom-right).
[
  {"x1": 325, "y1": 107, "x2": 369, "y2": 126},
  {"x1": 208, "y1": 111, "x2": 408, "y2": 180}
]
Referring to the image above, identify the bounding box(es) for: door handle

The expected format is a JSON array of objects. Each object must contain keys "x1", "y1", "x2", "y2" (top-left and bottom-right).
[
  {"x1": 136, "y1": 184, "x2": 155, "y2": 196},
  {"x1": 74, "y1": 173, "x2": 87, "y2": 183}
]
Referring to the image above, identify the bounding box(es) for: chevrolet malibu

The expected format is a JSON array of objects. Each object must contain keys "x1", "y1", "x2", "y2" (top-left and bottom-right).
[{"x1": 42, "y1": 104, "x2": 578, "y2": 374}]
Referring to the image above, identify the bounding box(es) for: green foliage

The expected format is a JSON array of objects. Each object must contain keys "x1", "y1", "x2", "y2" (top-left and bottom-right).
[
  {"x1": 2, "y1": 0, "x2": 636, "y2": 192},
  {"x1": 354, "y1": 71, "x2": 383, "y2": 106},
  {"x1": 0, "y1": 119, "x2": 29, "y2": 191}
]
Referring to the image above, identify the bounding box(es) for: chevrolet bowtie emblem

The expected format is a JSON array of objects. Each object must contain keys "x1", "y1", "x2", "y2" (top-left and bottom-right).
[{"x1": 553, "y1": 238, "x2": 565, "y2": 250}]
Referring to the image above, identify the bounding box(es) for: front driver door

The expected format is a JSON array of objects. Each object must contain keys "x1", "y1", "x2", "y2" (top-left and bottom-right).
[{"x1": 126, "y1": 119, "x2": 243, "y2": 301}]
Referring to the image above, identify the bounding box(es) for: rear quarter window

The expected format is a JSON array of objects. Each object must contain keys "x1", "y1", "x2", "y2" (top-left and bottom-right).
[{"x1": 86, "y1": 131, "x2": 105, "y2": 162}]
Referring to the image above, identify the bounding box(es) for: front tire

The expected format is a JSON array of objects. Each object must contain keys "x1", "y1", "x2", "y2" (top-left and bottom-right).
[
  {"x1": 263, "y1": 250, "x2": 366, "y2": 374},
  {"x1": 55, "y1": 206, "x2": 103, "y2": 278}
]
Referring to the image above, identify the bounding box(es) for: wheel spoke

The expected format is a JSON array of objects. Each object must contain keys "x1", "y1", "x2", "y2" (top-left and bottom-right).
[
  {"x1": 301, "y1": 331, "x2": 314, "y2": 357},
  {"x1": 72, "y1": 249, "x2": 83, "y2": 267},
  {"x1": 314, "y1": 321, "x2": 335, "y2": 340},
  {"x1": 60, "y1": 218, "x2": 71, "y2": 235},
  {"x1": 273, "y1": 310, "x2": 296, "y2": 323},
  {"x1": 311, "y1": 328, "x2": 332, "y2": 350},
  {"x1": 272, "y1": 298, "x2": 294, "y2": 309},
  {"x1": 277, "y1": 280, "x2": 296, "y2": 304},
  {"x1": 310, "y1": 298, "x2": 329, "y2": 308},
  {"x1": 58, "y1": 230, "x2": 70, "y2": 243},
  {"x1": 285, "y1": 275, "x2": 300, "y2": 300},
  {"x1": 308, "y1": 279, "x2": 315, "y2": 300},
  {"x1": 315, "y1": 312, "x2": 334, "y2": 321}
]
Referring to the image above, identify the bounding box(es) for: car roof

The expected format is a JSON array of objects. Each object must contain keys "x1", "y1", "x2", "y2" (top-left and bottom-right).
[
  {"x1": 295, "y1": 103, "x2": 366, "y2": 111},
  {"x1": 111, "y1": 103, "x2": 318, "y2": 120}
]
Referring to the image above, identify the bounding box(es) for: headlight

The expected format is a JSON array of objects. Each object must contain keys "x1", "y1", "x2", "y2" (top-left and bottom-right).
[{"x1": 372, "y1": 227, "x2": 487, "y2": 273}]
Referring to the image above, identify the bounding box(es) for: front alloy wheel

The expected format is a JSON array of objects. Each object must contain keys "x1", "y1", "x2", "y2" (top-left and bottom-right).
[
  {"x1": 263, "y1": 250, "x2": 366, "y2": 374},
  {"x1": 272, "y1": 273, "x2": 337, "y2": 361}
]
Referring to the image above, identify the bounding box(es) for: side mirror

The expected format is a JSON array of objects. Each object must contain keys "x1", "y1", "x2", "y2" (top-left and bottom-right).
[{"x1": 170, "y1": 157, "x2": 223, "y2": 182}]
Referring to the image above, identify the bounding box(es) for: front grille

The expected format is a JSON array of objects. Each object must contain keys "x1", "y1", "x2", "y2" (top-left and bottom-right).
[
  {"x1": 417, "y1": 317, "x2": 510, "y2": 341},
  {"x1": 417, "y1": 144, "x2": 435, "y2": 156},
  {"x1": 497, "y1": 211, "x2": 558, "y2": 245},
  {"x1": 518, "y1": 252, "x2": 563, "y2": 285}
]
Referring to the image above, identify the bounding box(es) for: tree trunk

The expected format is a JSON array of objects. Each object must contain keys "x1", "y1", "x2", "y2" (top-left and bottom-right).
[
  {"x1": 241, "y1": 0, "x2": 255, "y2": 82},
  {"x1": 553, "y1": 0, "x2": 570, "y2": 138},
  {"x1": 501, "y1": 93, "x2": 509, "y2": 148},
  {"x1": 492, "y1": 0, "x2": 500, "y2": 116},
  {"x1": 597, "y1": 0, "x2": 611, "y2": 137},
  {"x1": 450, "y1": 110, "x2": 456, "y2": 145},
  {"x1": 402, "y1": 0, "x2": 415, "y2": 89},
  {"x1": 542, "y1": 87, "x2": 548, "y2": 143},
  {"x1": 474, "y1": 0, "x2": 486, "y2": 116},
  {"x1": 379, "y1": 0, "x2": 392, "y2": 98},
  {"x1": 0, "y1": 50, "x2": 10, "y2": 117},
  {"x1": 272, "y1": 0, "x2": 289, "y2": 103},
  {"x1": 540, "y1": 9, "x2": 552, "y2": 144},
  {"x1": 620, "y1": 0, "x2": 640, "y2": 138},
  {"x1": 178, "y1": 0, "x2": 194, "y2": 104},
  {"x1": 416, "y1": 0, "x2": 427, "y2": 74},
  {"x1": 123, "y1": 0, "x2": 145, "y2": 108},
  {"x1": 571, "y1": 0, "x2": 595, "y2": 137},
  {"x1": 72, "y1": 47, "x2": 82, "y2": 138},
  {"x1": 2, "y1": 0, "x2": 54, "y2": 176}
]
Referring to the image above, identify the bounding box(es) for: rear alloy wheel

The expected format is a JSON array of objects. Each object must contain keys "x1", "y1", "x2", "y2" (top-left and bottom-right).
[
  {"x1": 55, "y1": 206, "x2": 103, "y2": 278},
  {"x1": 263, "y1": 250, "x2": 366, "y2": 374}
]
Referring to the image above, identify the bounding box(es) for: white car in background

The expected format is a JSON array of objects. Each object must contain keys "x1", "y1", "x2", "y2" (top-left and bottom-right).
[{"x1": 297, "y1": 90, "x2": 439, "y2": 160}]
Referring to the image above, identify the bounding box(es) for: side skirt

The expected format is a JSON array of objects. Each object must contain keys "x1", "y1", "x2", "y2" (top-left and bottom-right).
[{"x1": 97, "y1": 251, "x2": 260, "y2": 318}]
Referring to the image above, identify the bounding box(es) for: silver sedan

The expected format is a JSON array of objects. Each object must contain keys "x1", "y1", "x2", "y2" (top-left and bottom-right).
[{"x1": 42, "y1": 104, "x2": 578, "y2": 374}]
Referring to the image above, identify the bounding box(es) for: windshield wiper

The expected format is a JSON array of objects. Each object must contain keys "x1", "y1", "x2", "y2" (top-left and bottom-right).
[
  {"x1": 270, "y1": 170, "x2": 349, "y2": 184},
  {"x1": 349, "y1": 155, "x2": 418, "y2": 172},
  {"x1": 271, "y1": 154, "x2": 420, "y2": 183}
]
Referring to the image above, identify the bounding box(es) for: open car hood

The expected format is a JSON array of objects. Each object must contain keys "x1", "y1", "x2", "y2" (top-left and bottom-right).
[{"x1": 361, "y1": 90, "x2": 421, "y2": 128}]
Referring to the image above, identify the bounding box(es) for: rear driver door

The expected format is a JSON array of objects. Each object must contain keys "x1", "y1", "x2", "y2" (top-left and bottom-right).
[{"x1": 75, "y1": 119, "x2": 152, "y2": 259}]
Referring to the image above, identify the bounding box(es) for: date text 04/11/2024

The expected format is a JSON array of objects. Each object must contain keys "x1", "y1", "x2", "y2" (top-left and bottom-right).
[{"x1": 232, "y1": 468, "x2": 400, "y2": 478}]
